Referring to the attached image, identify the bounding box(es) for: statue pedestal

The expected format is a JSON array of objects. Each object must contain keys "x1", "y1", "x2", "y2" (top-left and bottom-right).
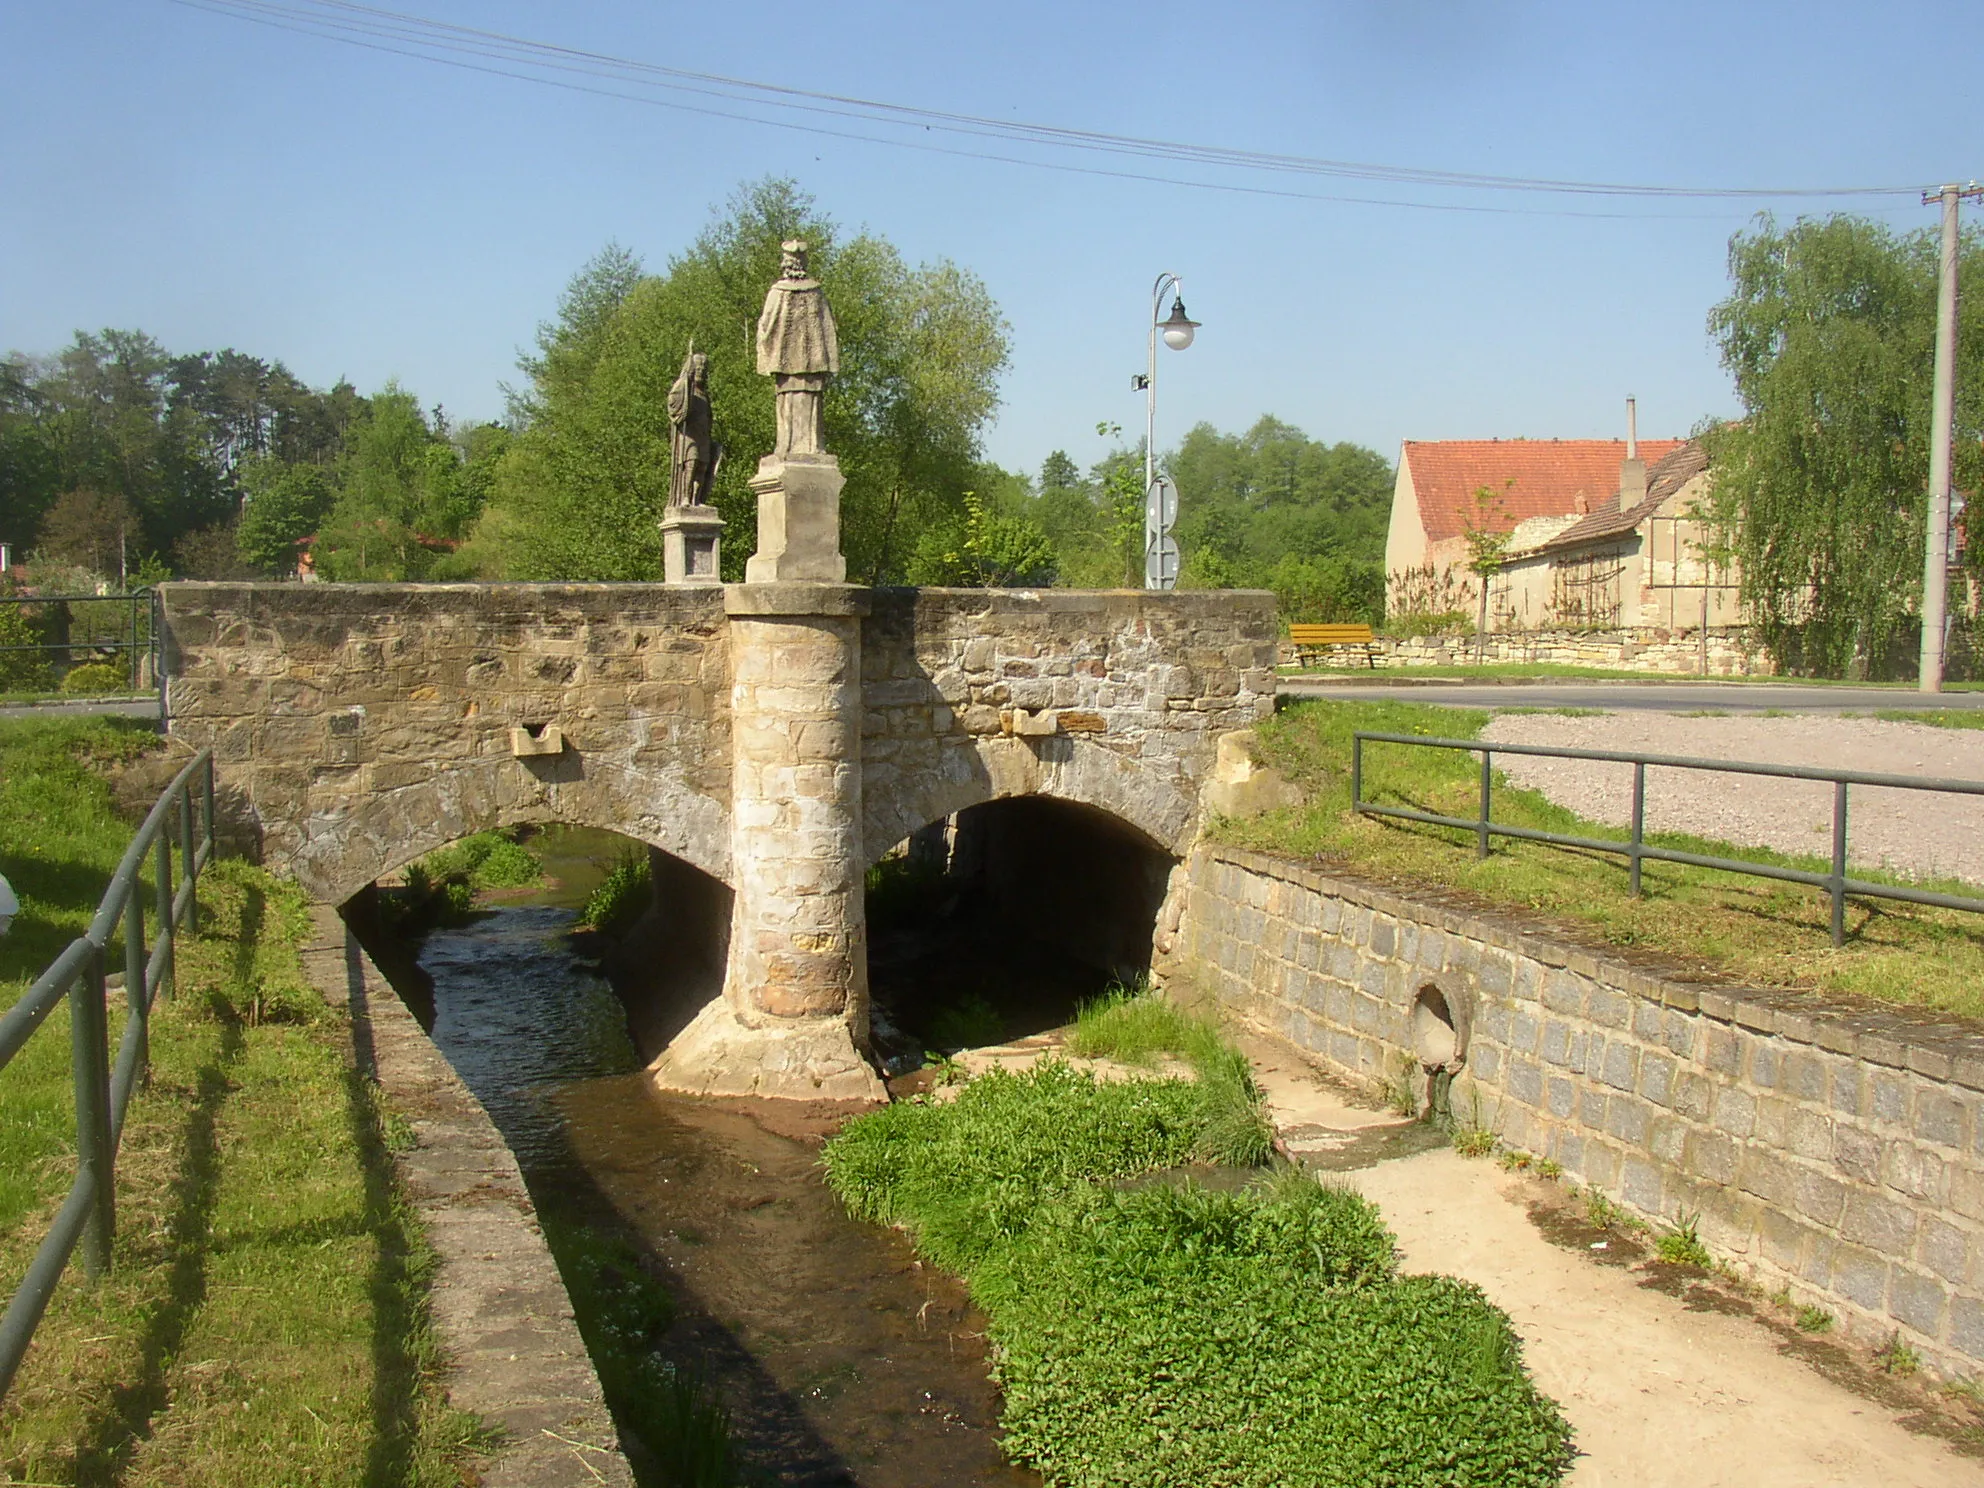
[
  {"x1": 660, "y1": 504, "x2": 724, "y2": 584},
  {"x1": 745, "y1": 455, "x2": 846, "y2": 583}
]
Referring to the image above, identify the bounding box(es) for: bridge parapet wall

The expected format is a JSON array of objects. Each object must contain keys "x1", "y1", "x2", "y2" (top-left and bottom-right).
[
  {"x1": 859, "y1": 588, "x2": 1278, "y2": 857},
  {"x1": 161, "y1": 583, "x2": 733, "y2": 900}
]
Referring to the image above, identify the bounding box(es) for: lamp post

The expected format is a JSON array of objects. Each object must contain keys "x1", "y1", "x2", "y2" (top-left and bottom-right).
[{"x1": 1134, "y1": 272, "x2": 1199, "y2": 589}]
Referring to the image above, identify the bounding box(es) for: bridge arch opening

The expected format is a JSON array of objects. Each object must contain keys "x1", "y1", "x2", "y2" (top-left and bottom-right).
[
  {"x1": 864, "y1": 794, "x2": 1175, "y2": 1064},
  {"x1": 340, "y1": 823, "x2": 731, "y2": 1065}
]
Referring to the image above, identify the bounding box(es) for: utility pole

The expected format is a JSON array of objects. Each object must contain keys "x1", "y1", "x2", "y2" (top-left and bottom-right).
[{"x1": 1921, "y1": 182, "x2": 1982, "y2": 693}]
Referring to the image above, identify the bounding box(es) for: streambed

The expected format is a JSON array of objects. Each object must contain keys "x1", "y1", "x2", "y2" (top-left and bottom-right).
[{"x1": 387, "y1": 826, "x2": 1038, "y2": 1487}]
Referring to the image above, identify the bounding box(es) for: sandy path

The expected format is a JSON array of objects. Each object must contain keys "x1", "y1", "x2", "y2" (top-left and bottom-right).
[
  {"x1": 1239, "y1": 1043, "x2": 1984, "y2": 1488},
  {"x1": 1478, "y1": 712, "x2": 1984, "y2": 886}
]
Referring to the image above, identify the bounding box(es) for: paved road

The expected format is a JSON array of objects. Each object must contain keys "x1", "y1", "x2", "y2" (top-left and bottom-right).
[
  {"x1": 0, "y1": 698, "x2": 161, "y2": 722},
  {"x1": 1278, "y1": 678, "x2": 1984, "y2": 713}
]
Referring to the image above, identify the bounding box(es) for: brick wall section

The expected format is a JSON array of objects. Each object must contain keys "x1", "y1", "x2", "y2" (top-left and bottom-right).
[
  {"x1": 1178, "y1": 842, "x2": 1984, "y2": 1381},
  {"x1": 1347, "y1": 627, "x2": 1771, "y2": 676},
  {"x1": 860, "y1": 588, "x2": 1278, "y2": 856}
]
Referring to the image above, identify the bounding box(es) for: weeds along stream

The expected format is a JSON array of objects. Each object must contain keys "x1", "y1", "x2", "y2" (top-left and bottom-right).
[{"x1": 356, "y1": 824, "x2": 1041, "y2": 1488}]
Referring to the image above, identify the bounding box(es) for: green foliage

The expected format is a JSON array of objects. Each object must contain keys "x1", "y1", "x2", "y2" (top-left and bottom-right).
[
  {"x1": 1705, "y1": 213, "x2": 1984, "y2": 677},
  {"x1": 58, "y1": 659, "x2": 128, "y2": 693},
  {"x1": 1874, "y1": 1330, "x2": 1921, "y2": 1377},
  {"x1": 1654, "y1": 1211, "x2": 1713, "y2": 1267},
  {"x1": 905, "y1": 488, "x2": 1056, "y2": 587},
  {"x1": 472, "y1": 179, "x2": 1010, "y2": 583},
  {"x1": 1066, "y1": 986, "x2": 1273, "y2": 1164},
  {"x1": 822, "y1": 1065, "x2": 1571, "y2": 1486},
  {"x1": 1451, "y1": 1123, "x2": 1498, "y2": 1158},
  {"x1": 1796, "y1": 1304, "x2": 1835, "y2": 1334},
  {"x1": 576, "y1": 846, "x2": 654, "y2": 934},
  {"x1": 234, "y1": 455, "x2": 335, "y2": 572},
  {"x1": 315, "y1": 384, "x2": 492, "y2": 580},
  {"x1": 0, "y1": 599, "x2": 53, "y2": 690},
  {"x1": 389, "y1": 830, "x2": 543, "y2": 929}
]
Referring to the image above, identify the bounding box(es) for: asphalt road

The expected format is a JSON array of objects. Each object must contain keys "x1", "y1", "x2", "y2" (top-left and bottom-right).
[
  {"x1": 0, "y1": 698, "x2": 161, "y2": 722},
  {"x1": 1276, "y1": 679, "x2": 1984, "y2": 713}
]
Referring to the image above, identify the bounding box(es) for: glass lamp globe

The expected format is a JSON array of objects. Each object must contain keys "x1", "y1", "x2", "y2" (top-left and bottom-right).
[{"x1": 1160, "y1": 296, "x2": 1200, "y2": 351}]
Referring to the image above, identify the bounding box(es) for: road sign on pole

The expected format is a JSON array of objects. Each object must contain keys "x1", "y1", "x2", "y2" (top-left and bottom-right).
[{"x1": 1144, "y1": 477, "x2": 1179, "y2": 590}]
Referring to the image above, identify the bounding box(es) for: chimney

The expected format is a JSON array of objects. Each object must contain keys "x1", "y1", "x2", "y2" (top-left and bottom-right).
[{"x1": 1617, "y1": 395, "x2": 1646, "y2": 509}]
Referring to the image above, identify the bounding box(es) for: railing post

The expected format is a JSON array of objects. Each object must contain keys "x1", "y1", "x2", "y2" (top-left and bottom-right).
[
  {"x1": 1478, "y1": 750, "x2": 1492, "y2": 860},
  {"x1": 1830, "y1": 780, "x2": 1848, "y2": 948},
  {"x1": 1351, "y1": 733, "x2": 1363, "y2": 810},
  {"x1": 155, "y1": 829, "x2": 175, "y2": 1002},
  {"x1": 124, "y1": 885, "x2": 147, "y2": 1077},
  {"x1": 1630, "y1": 762, "x2": 1646, "y2": 898},
  {"x1": 178, "y1": 786, "x2": 198, "y2": 933},
  {"x1": 203, "y1": 752, "x2": 216, "y2": 865},
  {"x1": 71, "y1": 949, "x2": 115, "y2": 1277}
]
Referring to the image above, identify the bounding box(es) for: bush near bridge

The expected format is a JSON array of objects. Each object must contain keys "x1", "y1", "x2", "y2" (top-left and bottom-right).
[
  {"x1": 823, "y1": 1043, "x2": 1572, "y2": 1487},
  {"x1": 0, "y1": 716, "x2": 485, "y2": 1485},
  {"x1": 1217, "y1": 699, "x2": 1984, "y2": 1019}
]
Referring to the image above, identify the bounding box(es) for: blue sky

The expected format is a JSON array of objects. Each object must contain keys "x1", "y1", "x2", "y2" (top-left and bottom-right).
[{"x1": 2, "y1": 1, "x2": 1976, "y2": 480}]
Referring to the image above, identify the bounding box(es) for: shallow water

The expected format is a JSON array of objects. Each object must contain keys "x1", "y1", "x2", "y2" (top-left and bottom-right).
[{"x1": 404, "y1": 826, "x2": 1038, "y2": 1486}]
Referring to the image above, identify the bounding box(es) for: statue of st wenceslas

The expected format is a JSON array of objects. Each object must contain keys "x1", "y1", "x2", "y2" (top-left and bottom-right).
[{"x1": 666, "y1": 343, "x2": 722, "y2": 508}]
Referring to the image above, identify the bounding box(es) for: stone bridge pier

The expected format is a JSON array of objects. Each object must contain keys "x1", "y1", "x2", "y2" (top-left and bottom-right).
[{"x1": 159, "y1": 578, "x2": 1278, "y2": 1100}]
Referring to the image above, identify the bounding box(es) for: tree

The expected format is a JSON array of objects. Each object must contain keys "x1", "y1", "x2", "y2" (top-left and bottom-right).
[
  {"x1": 1705, "y1": 214, "x2": 1984, "y2": 676},
  {"x1": 470, "y1": 179, "x2": 1011, "y2": 582},
  {"x1": 314, "y1": 384, "x2": 480, "y2": 581},
  {"x1": 1456, "y1": 483, "x2": 1513, "y2": 662},
  {"x1": 37, "y1": 487, "x2": 139, "y2": 578},
  {"x1": 235, "y1": 457, "x2": 336, "y2": 573}
]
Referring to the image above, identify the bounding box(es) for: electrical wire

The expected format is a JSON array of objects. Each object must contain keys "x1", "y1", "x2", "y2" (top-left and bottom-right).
[{"x1": 168, "y1": 0, "x2": 1926, "y2": 217}]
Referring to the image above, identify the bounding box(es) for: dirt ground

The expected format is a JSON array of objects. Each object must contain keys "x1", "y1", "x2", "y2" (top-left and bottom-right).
[{"x1": 1244, "y1": 1039, "x2": 1984, "y2": 1488}]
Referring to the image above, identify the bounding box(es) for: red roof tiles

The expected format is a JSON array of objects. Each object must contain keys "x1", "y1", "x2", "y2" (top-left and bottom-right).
[{"x1": 1404, "y1": 438, "x2": 1687, "y2": 543}]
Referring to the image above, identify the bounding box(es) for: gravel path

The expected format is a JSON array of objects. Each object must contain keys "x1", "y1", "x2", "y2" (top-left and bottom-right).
[{"x1": 1477, "y1": 713, "x2": 1984, "y2": 887}]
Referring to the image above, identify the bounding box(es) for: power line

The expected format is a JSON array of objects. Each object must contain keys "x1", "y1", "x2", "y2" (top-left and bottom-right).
[{"x1": 171, "y1": 0, "x2": 1924, "y2": 216}]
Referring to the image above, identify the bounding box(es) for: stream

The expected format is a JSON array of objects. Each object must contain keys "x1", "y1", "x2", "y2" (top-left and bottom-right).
[{"x1": 391, "y1": 825, "x2": 1039, "y2": 1488}]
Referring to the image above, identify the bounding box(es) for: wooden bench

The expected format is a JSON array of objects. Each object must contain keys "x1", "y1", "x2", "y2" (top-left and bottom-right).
[{"x1": 1288, "y1": 622, "x2": 1380, "y2": 669}]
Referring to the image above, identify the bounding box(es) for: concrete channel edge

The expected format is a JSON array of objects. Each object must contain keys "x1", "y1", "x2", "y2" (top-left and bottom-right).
[{"x1": 298, "y1": 903, "x2": 634, "y2": 1488}]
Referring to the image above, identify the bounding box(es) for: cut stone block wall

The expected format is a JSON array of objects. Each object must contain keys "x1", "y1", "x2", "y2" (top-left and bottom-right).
[
  {"x1": 1177, "y1": 843, "x2": 1984, "y2": 1381},
  {"x1": 1323, "y1": 627, "x2": 1773, "y2": 676}
]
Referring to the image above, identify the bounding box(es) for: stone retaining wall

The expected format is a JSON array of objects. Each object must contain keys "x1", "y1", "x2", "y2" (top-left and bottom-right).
[
  {"x1": 1176, "y1": 843, "x2": 1984, "y2": 1381},
  {"x1": 1318, "y1": 626, "x2": 1772, "y2": 676}
]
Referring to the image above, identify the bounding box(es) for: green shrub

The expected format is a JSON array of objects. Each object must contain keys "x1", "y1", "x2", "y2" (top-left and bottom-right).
[
  {"x1": 59, "y1": 660, "x2": 129, "y2": 694},
  {"x1": 0, "y1": 602, "x2": 53, "y2": 691},
  {"x1": 576, "y1": 847, "x2": 652, "y2": 934},
  {"x1": 823, "y1": 1065, "x2": 1571, "y2": 1486}
]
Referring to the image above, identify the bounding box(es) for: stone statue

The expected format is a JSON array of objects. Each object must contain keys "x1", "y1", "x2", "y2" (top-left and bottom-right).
[
  {"x1": 666, "y1": 342, "x2": 722, "y2": 509},
  {"x1": 755, "y1": 239, "x2": 839, "y2": 459}
]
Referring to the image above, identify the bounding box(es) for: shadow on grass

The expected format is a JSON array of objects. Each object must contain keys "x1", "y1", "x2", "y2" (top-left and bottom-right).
[{"x1": 70, "y1": 1007, "x2": 245, "y2": 1485}]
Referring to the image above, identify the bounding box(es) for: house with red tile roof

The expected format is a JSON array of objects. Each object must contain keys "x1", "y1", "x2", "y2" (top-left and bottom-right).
[{"x1": 1383, "y1": 436, "x2": 1687, "y2": 584}]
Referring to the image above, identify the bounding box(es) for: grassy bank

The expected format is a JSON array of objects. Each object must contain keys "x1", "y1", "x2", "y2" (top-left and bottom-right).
[
  {"x1": 1, "y1": 717, "x2": 484, "y2": 1485},
  {"x1": 1215, "y1": 699, "x2": 1984, "y2": 1019},
  {"x1": 823, "y1": 999, "x2": 1572, "y2": 1487}
]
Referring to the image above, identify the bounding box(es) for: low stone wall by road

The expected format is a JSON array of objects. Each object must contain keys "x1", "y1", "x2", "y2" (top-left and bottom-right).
[
  {"x1": 1312, "y1": 626, "x2": 1773, "y2": 676},
  {"x1": 1175, "y1": 844, "x2": 1984, "y2": 1381}
]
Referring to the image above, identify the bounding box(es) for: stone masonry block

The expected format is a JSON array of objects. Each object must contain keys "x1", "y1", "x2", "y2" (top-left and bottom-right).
[
  {"x1": 1828, "y1": 1243, "x2": 1890, "y2": 1311},
  {"x1": 1919, "y1": 1218, "x2": 1970, "y2": 1284},
  {"x1": 1712, "y1": 1084, "x2": 1757, "y2": 1139},
  {"x1": 1951, "y1": 1298, "x2": 1984, "y2": 1362},
  {"x1": 1841, "y1": 1191, "x2": 1918, "y2": 1253},
  {"x1": 1638, "y1": 1051, "x2": 1675, "y2": 1108},
  {"x1": 1890, "y1": 1270, "x2": 1948, "y2": 1335},
  {"x1": 1916, "y1": 1091, "x2": 1969, "y2": 1150},
  {"x1": 1831, "y1": 1125, "x2": 1881, "y2": 1186}
]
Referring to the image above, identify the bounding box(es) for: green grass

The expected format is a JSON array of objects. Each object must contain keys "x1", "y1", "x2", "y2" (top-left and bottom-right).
[
  {"x1": 822, "y1": 1064, "x2": 1573, "y2": 1486},
  {"x1": 1, "y1": 717, "x2": 485, "y2": 1485},
  {"x1": 1216, "y1": 699, "x2": 1984, "y2": 1019},
  {"x1": 1654, "y1": 1211, "x2": 1713, "y2": 1268},
  {"x1": 1869, "y1": 708, "x2": 1984, "y2": 730},
  {"x1": 1283, "y1": 660, "x2": 1984, "y2": 687},
  {"x1": 574, "y1": 846, "x2": 652, "y2": 934},
  {"x1": 1067, "y1": 987, "x2": 1274, "y2": 1165}
]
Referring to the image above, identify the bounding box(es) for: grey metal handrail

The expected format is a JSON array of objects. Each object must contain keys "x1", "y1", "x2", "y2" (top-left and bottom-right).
[
  {"x1": 0, "y1": 748, "x2": 214, "y2": 1401},
  {"x1": 1350, "y1": 731, "x2": 1984, "y2": 947}
]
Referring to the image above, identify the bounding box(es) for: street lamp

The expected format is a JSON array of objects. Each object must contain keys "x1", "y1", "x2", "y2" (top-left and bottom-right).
[{"x1": 1135, "y1": 272, "x2": 1199, "y2": 589}]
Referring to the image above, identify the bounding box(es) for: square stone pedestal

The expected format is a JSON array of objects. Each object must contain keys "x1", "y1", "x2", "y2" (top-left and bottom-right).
[
  {"x1": 660, "y1": 505, "x2": 724, "y2": 584},
  {"x1": 745, "y1": 455, "x2": 846, "y2": 583}
]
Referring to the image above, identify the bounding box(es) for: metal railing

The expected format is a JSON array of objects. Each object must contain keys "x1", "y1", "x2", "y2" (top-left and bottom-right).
[
  {"x1": 0, "y1": 749, "x2": 214, "y2": 1401},
  {"x1": 1351, "y1": 731, "x2": 1984, "y2": 947},
  {"x1": 0, "y1": 590, "x2": 164, "y2": 720}
]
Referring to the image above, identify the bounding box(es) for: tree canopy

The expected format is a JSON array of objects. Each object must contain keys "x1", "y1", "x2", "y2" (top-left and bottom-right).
[
  {"x1": 1704, "y1": 213, "x2": 1984, "y2": 676},
  {"x1": 469, "y1": 179, "x2": 1012, "y2": 582}
]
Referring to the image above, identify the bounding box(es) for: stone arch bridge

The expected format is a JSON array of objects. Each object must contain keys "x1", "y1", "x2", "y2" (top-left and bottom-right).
[{"x1": 161, "y1": 581, "x2": 1275, "y2": 1097}]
